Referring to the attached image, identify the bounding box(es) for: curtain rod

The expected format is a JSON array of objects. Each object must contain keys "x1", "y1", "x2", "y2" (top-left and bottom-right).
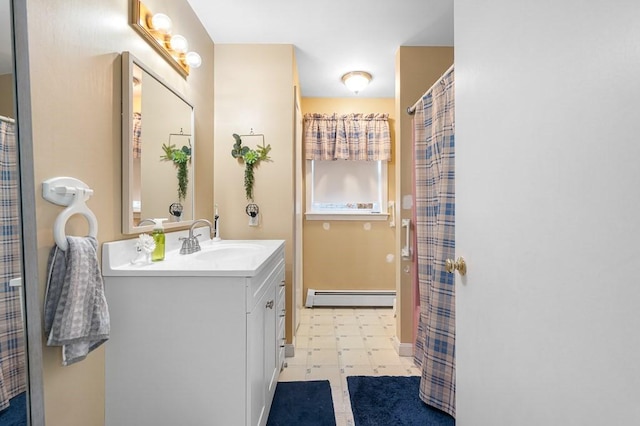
[
  {"x1": 0, "y1": 115, "x2": 15, "y2": 123},
  {"x1": 406, "y1": 64, "x2": 455, "y2": 115}
]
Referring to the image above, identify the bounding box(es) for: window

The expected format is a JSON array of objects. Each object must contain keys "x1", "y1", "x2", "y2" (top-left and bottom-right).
[
  {"x1": 306, "y1": 159, "x2": 388, "y2": 220},
  {"x1": 303, "y1": 112, "x2": 391, "y2": 220}
]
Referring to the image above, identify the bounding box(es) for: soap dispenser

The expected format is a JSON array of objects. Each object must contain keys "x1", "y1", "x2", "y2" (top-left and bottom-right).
[{"x1": 151, "y1": 218, "x2": 167, "y2": 261}]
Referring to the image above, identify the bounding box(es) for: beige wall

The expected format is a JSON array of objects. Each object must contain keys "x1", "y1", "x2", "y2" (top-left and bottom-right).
[
  {"x1": 0, "y1": 73, "x2": 13, "y2": 117},
  {"x1": 213, "y1": 44, "x2": 296, "y2": 341},
  {"x1": 301, "y1": 98, "x2": 396, "y2": 296},
  {"x1": 26, "y1": 0, "x2": 214, "y2": 424},
  {"x1": 395, "y1": 46, "x2": 453, "y2": 343}
]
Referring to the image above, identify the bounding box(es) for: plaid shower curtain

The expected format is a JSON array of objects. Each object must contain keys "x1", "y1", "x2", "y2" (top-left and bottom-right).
[
  {"x1": 0, "y1": 119, "x2": 26, "y2": 411},
  {"x1": 412, "y1": 66, "x2": 456, "y2": 418}
]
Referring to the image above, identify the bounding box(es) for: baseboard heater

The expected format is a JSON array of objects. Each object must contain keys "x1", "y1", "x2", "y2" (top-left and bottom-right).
[{"x1": 305, "y1": 289, "x2": 396, "y2": 308}]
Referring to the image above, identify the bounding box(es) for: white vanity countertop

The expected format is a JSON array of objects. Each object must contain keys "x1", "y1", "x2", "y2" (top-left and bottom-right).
[{"x1": 102, "y1": 228, "x2": 284, "y2": 277}]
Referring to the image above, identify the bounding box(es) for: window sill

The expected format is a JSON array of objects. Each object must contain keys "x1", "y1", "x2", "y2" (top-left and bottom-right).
[{"x1": 304, "y1": 212, "x2": 389, "y2": 221}]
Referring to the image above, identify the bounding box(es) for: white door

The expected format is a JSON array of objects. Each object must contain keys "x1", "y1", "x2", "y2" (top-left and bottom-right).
[
  {"x1": 456, "y1": 1, "x2": 640, "y2": 424},
  {"x1": 293, "y1": 94, "x2": 303, "y2": 336}
]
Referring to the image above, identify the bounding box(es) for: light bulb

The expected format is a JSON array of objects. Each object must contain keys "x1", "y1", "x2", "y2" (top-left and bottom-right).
[
  {"x1": 170, "y1": 35, "x2": 189, "y2": 53},
  {"x1": 342, "y1": 71, "x2": 372, "y2": 94},
  {"x1": 150, "y1": 13, "x2": 172, "y2": 34},
  {"x1": 186, "y1": 51, "x2": 202, "y2": 68}
]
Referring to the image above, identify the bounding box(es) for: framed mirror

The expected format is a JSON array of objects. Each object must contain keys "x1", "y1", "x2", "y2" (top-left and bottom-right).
[{"x1": 122, "y1": 51, "x2": 195, "y2": 234}]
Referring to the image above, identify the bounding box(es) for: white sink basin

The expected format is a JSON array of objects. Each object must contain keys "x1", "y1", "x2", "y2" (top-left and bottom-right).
[
  {"x1": 192, "y1": 243, "x2": 265, "y2": 262},
  {"x1": 102, "y1": 235, "x2": 285, "y2": 277}
]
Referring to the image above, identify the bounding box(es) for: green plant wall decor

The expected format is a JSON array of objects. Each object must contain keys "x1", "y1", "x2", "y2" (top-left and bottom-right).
[{"x1": 231, "y1": 133, "x2": 271, "y2": 201}]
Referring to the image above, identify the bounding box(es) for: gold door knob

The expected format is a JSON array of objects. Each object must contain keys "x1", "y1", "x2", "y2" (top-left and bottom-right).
[{"x1": 445, "y1": 257, "x2": 467, "y2": 276}]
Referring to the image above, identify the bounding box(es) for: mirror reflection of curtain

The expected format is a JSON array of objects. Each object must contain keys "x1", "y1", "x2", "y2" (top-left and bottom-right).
[
  {"x1": 133, "y1": 112, "x2": 142, "y2": 159},
  {"x1": 0, "y1": 117, "x2": 26, "y2": 411}
]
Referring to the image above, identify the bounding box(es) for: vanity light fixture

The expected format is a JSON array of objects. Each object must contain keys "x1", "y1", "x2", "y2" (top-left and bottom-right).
[
  {"x1": 170, "y1": 35, "x2": 189, "y2": 54},
  {"x1": 185, "y1": 52, "x2": 202, "y2": 68},
  {"x1": 131, "y1": 0, "x2": 202, "y2": 78},
  {"x1": 150, "y1": 13, "x2": 172, "y2": 34},
  {"x1": 341, "y1": 71, "x2": 372, "y2": 94}
]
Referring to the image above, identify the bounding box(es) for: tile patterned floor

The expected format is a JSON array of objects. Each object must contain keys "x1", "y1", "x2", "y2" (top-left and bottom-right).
[{"x1": 278, "y1": 307, "x2": 421, "y2": 426}]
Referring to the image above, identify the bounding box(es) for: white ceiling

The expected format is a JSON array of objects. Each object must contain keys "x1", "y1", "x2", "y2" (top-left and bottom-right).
[
  {"x1": 186, "y1": 0, "x2": 454, "y2": 98},
  {"x1": 0, "y1": 2, "x2": 454, "y2": 95}
]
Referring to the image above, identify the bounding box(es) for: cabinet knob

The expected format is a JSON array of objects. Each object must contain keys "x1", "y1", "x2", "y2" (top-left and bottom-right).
[{"x1": 266, "y1": 300, "x2": 274, "y2": 309}]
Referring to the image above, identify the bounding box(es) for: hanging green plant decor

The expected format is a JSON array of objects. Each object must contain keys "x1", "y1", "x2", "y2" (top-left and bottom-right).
[
  {"x1": 160, "y1": 142, "x2": 192, "y2": 202},
  {"x1": 231, "y1": 133, "x2": 271, "y2": 201}
]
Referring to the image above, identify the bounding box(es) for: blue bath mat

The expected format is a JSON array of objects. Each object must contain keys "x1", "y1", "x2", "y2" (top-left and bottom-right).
[
  {"x1": 267, "y1": 380, "x2": 336, "y2": 426},
  {"x1": 347, "y1": 376, "x2": 455, "y2": 426},
  {"x1": 0, "y1": 392, "x2": 27, "y2": 426}
]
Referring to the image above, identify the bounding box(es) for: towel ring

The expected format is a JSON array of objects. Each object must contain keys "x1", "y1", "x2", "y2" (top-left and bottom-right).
[
  {"x1": 53, "y1": 189, "x2": 98, "y2": 251},
  {"x1": 42, "y1": 177, "x2": 99, "y2": 251}
]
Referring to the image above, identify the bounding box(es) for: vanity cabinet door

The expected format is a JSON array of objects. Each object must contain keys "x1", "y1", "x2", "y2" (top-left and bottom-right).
[
  {"x1": 263, "y1": 282, "x2": 278, "y2": 415},
  {"x1": 247, "y1": 259, "x2": 283, "y2": 426},
  {"x1": 263, "y1": 262, "x2": 285, "y2": 415},
  {"x1": 247, "y1": 281, "x2": 275, "y2": 426},
  {"x1": 276, "y1": 277, "x2": 286, "y2": 372}
]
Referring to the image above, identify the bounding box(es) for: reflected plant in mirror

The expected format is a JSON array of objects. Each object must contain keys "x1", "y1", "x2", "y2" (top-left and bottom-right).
[
  {"x1": 122, "y1": 51, "x2": 195, "y2": 233},
  {"x1": 160, "y1": 139, "x2": 191, "y2": 202}
]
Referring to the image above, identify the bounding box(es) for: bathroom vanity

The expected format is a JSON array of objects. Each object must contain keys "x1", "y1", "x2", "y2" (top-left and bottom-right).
[{"x1": 102, "y1": 233, "x2": 285, "y2": 426}]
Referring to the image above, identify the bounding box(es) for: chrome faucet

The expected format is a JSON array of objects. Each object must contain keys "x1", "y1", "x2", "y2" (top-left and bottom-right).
[{"x1": 180, "y1": 219, "x2": 214, "y2": 254}]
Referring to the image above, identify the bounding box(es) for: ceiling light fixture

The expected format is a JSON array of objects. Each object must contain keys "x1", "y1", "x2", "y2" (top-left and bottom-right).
[
  {"x1": 131, "y1": 0, "x2": 201, "y2": 78},
  {"x1": 341, "y1": 71, "x2": 372, "y2": 94}
]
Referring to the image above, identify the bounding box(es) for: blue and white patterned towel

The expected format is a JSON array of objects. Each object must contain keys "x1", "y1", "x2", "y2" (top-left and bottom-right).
[{"x1": 44, "y1": 236, "x2": 110, "y2": 366}]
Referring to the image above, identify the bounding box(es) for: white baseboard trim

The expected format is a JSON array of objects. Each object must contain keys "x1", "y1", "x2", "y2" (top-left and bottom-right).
[
  {"x1": 305, "y1": 289, "x2": 396, "y2": 307},
  {"x1": 393, "y1": 336, "x2": 414, "y2": 357}
]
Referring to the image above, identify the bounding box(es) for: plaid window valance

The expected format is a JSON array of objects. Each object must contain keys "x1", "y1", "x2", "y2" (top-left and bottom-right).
[{"x1": 303, "y1": 113, "x2": 391, "y2": 161}]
